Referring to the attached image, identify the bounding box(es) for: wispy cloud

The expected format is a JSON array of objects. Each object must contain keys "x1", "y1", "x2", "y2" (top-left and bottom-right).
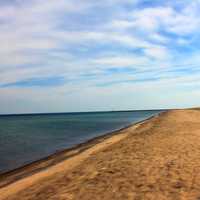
[{"x1": 1, "y1": 0, "x2": 200, "y2": 113}]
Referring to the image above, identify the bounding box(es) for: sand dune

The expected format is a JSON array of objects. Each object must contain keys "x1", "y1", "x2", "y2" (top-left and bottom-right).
[{"x1": 1, "y1": 109, "x2": 200, "y2": 200}]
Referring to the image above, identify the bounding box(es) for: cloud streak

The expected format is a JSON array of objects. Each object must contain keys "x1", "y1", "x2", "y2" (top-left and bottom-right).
[{"x1": 1, "y1": 0, "x2": 200, "y2": 113}]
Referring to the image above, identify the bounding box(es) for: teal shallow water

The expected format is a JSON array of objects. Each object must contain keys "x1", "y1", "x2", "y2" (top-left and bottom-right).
[{"x1": 0, "y1": 110, "x2": 162, "y2": 173}]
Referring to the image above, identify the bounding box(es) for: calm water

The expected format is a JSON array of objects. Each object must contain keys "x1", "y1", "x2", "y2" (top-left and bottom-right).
[{"x1": 0, "y1": 110, "x2": 162, "y2": 173}]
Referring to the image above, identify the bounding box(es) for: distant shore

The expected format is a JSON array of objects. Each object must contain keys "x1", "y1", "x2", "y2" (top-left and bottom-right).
[{"x1": 1, "y1": 109, "x2": 200, "y2": 200}]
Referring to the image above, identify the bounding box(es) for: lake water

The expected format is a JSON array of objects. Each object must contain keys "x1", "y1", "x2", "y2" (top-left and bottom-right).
[{"x1": 0, "y1": 110, "x2": 162, "y2": 173}]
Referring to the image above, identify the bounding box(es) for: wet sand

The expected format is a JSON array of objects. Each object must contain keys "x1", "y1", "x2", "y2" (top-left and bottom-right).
[{"x1": 1, "y1": 109, "x2": 200, "y2": 200}]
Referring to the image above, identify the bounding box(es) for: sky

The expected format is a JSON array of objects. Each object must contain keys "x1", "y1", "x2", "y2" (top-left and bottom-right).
[{"x1": 1, "y1": 0, "x2": 200, "y2": 114}]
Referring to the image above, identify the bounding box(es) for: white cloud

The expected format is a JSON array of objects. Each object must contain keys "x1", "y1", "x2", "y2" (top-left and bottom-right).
[
  {"x1": 92, "y1": 55, "x2": 148, "y2": 68},
  {"x1": 1, "y1": 0, "x2": 200, "y2": 113},
  {"x1": 143, "y1": 46, "x2": 169, "y2": 60}
]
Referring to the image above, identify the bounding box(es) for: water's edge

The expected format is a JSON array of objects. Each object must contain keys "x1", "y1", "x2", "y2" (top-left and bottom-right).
[{"x1": 0, "y1": 111, "x2": 163, "y2": 188}]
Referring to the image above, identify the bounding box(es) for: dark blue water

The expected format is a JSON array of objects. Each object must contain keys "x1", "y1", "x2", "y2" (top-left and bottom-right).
[{"x1": 0, "y1": 110, "x2": 162, "y2": 173}]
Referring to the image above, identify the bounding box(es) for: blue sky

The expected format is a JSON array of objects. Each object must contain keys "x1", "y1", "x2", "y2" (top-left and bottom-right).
[{"x1": 1, "y1": 0, "x2": 200, "y2": 114}]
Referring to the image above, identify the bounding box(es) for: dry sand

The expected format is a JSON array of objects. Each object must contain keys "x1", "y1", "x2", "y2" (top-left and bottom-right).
[{"x1": 1, "y1": 109, "x2": 200, "y2": 200}]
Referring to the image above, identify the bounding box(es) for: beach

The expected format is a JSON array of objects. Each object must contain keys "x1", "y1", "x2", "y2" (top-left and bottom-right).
[{"x1": 1, "y1": 109, "x2": 200, "y2": 199}]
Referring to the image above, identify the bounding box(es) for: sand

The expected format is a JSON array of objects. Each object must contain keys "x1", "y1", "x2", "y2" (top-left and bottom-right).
[{"x1": 1, "y1": 109, "x2": 200, "y2": 200}]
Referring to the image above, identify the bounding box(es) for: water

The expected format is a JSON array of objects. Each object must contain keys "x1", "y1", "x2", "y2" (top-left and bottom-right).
[{"x1": 0, "y1": 110, "x2": 162, "y2": 173}]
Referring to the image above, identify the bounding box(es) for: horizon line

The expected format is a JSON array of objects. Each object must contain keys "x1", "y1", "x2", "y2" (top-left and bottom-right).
[{"x1": 0, "y1": 108, "x2": 179, "y2": 116}]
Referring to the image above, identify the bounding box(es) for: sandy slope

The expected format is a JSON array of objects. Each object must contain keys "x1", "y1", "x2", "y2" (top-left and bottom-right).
[{"x1": 1, "y1": 109, "x2": 200, "y2": 200}]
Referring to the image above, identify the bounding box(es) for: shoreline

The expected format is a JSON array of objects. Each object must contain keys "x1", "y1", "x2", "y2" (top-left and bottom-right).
[
  {"x1": 0, "y1": 113, "x2": 160, "y2": 189},
  {"x1": 2, "y1": 109, "x2": 200, "y2": 199}
]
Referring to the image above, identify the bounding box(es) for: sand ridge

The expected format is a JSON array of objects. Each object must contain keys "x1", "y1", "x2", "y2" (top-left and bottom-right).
[{"x1": 1, "y1": 109, "x2": 200, "y2": 200}]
